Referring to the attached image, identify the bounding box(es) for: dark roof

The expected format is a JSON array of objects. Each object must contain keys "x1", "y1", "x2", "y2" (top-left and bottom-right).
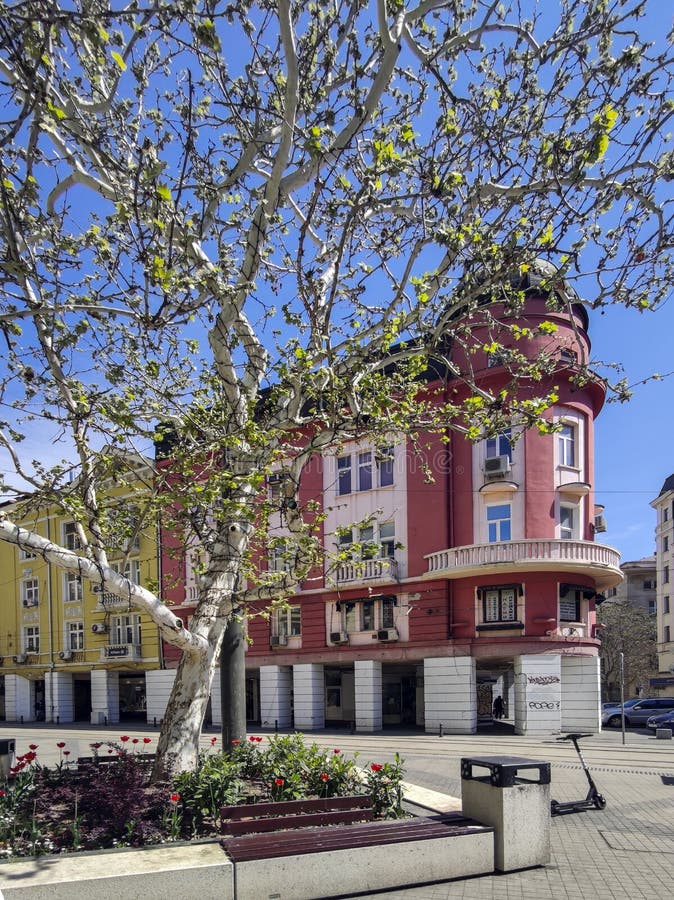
[{"x1": 659, "y1": 473, "x2": 674, "y2": 496}]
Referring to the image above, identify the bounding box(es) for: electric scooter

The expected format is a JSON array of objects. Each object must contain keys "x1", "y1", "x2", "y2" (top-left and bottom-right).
[{"x1": 550, "y1": 732, "x2": 606, "y2": 816}]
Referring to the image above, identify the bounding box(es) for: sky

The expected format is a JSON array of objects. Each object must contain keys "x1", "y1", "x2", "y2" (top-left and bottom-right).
[{"x1": 591, "y1": 298, "x2": 673, "y2": 563}]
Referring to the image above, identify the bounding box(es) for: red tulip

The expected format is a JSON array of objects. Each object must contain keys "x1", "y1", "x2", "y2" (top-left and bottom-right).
[
  {"x1": 56, "y1": 742, "x2": 66, "y2": 749},
  {"x1": 170, "y1": 792, "x2": 180, "y2": 803},
  {"x1": 371, "y1": 763, "x2": 383, "y2": 772}
]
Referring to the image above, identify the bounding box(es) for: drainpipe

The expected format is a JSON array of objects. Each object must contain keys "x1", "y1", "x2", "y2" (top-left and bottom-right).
[
  {"x1": 445, "y1": 383, "x2": 455, "y2": 640},
  {"x1": 46, "y1": 515, "x2": 55, "y2": 722}
]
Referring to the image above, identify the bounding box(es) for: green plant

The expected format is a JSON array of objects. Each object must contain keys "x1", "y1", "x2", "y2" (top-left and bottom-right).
[
  {"x1": 172, "y1": 752, "x2": 244, "y2": 832},
  {"x1": 364, "y1": 755, "x2": 406, "y2": 819}
]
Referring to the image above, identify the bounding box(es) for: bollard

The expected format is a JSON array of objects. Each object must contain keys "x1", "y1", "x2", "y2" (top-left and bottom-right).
[
  {"x1": 461, "y1": 755, "x2": 551, "y2": 872},
  {"x1": 0, "y1": 740, "x2": 15, "y2": 779},
  {"x1": 439, "y1": 723, "x2": 443, "y2": 737}
]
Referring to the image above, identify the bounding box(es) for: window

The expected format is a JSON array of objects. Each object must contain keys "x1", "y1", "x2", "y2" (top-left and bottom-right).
[
  {"x1": 486, "y1": 429, "x2": 512, "y2": 461},
  {"x1": 273, "y1": 606, "x2": 301, "y2": 639},
  {"x1": 558, "y1": 423, "x2": 576, "y2": 467},
  {"x1": 665, "y1": 625, "x2": 671, "y2": 643},
  {"x1": 665, "y1": 596, "x2": 670, "y2": 614},
  {"x1": 339, "y1": 595, "x2": 397, "y2": 633},
  {"x1": 648, "y1": 599, "x2": 657, "y2": 616},
  {"x1": 643, "y1": 579, "x2": 656, "y2": 590},
  {"x1": 63, "y1": 522, "x2": 82, "y2": 551},
  {"x1": 64, "y1": 571, "x2": 82, "y2": 603},
  {"x1": 664, "y1": 537, "x2": 670, "y2": 553},
  {"x1": 560, "y1": 505, "x2": 576, "y2": 540},
  {"x1": 357, "y1": 451, "x2": 373, "y2": 491},
  {"x1": 559, "y1": 588, "x2": 581, "y2": 622},
  {"x1": 336, "y1": 523, "x2": 395, "y2": 560},
  {"x1": 480, "y1": 586, "x2": 518, "y2": 623},
  {"x1": 664, "y1": 508, "x2": 669, "y2": 523},
  {"x1": 24, "y1": 626, "x2": 40, "y2": 653},
  {"x1": 19, "y1": 547, "x2": 36, "y2": 562},
  {"x1": 68, "y1": 621, "x2": 84, "y2": 651},
  {"x1": 560, "y1": 348, "x2": 577, "y2": 365},
  {"x1": 377, "y1": 447, "x2": 394, "y2": 487},
  {"x1": 665, "y1": 566, "x2": 670, "y2": 585},
  {"x1": 487, "y1": 504, "x2": 511, "y2": 542},
  {"x1": 111, "y1": 559, "x2": 140, "y2": 584},
  {"x1": 21, "y1": 578, "x2": 39, "y2": 608},
  {"x1": 269, "y1": 540, "x2": 293, "y2": 573},
  {"x1": 268, "y1": 473, "x2": 287, "y2": 503},
  {"x1": 379, "y1": 522, "x2": 396, "y2": 558},
  {"x1": 111, "y1": 614, "x2": 141, "y2": 645},
  {"x1": 337, "y1": 455, "x2": 352, "y2": 495}
]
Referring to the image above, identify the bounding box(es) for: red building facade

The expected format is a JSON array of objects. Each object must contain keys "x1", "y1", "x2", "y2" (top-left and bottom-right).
[{"x1": 156, "y1": 267, "x2": 622, "y2": 735}]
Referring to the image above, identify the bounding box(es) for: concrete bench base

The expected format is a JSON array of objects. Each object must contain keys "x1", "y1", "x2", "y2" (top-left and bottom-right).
[
  {"x1": 0, "y1": 842, "x2": 234, "y2": 900},
  {"x1": 231, "y1": 822, "x2": 495, "y2": 900}
]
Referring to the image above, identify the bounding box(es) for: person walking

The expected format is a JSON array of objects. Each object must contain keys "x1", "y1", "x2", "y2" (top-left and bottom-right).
[{"x1": 493, "y1": 695, "x2": 504, "y2": 719}]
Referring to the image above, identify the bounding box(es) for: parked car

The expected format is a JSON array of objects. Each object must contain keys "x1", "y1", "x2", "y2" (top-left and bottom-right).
[
  {"x1": 646, "y1": 711, "x2": 674, "y2": 731},
  {"x1": 602, "y1": 697, "x2": 674, "y2": 728}
]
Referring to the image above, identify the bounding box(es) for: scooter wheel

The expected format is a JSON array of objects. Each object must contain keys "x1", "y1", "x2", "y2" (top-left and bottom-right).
[
  {"x1": 550, "y1": 800, "x2": 560, "y2": 815},
  {"x1": 593, "y1": 794, "x2": 606, "y2": 810}
]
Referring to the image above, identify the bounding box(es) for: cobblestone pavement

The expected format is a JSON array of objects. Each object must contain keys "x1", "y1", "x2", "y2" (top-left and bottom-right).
[{"x1": 1, "y1": 723, "x2": 673, "y2": 899}]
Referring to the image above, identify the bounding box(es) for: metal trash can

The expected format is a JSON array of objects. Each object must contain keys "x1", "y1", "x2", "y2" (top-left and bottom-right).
[{"x1": 0, "y1": 739, "x2": 15, "y2": 779}]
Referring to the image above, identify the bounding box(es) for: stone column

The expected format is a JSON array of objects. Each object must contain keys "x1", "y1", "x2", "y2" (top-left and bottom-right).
[
  {"x1": 354, "y1": 660, "x2": 382, "y2": 732},
  {"x1": 45, "y1": 670, "x2": 74, "y2": 723},
  {"x1": 259, "y1": 665, "x2": 293, "y2": 729},
  {"x1": 292, "y1": 663, "x2": 325, "y2": 731},
  {"x1": 145, "y1": 669, "x2": 176, "y2": 725},
  {"x1": 514, "y1": 654, "x2": 561, "y2": 735},
  {"x1": 561, "y1": 655, "x2": 601, "y2": 732},
  {"x1": 423, "y1": 656, "x2": 476, "y2": 734},
  {"x1": 90, "y1": 669, "x2": 120, "y2": 725}
]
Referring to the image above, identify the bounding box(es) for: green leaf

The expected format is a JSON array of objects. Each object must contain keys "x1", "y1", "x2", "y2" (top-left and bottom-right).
[
  {"x1": 156, "y1": 184, "x2": 172, "y2": 202},
  {"x1": 111, "y1": 51, "x2": 127, "y2": 72}
]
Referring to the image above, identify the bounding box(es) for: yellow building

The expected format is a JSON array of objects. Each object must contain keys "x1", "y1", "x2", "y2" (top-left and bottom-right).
[{"x1": 0, "y1": 474, "x2": 161, "y2": 725}]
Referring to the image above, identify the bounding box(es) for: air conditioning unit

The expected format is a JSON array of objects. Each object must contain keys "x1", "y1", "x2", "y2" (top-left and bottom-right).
[
  {"x1": 593, "y1": 515, "x2": 607, "y2": 533},
  {"x1": 13, "y1": 654, "x2": 27, "y2": 664},
  {"x1": 270, "y1": 634, "x2": 288, "y2": 648},
  {"x1": 483, "y1": 455, "x2": 511, "y2": 477},
  {"x1": 58, "y1": 650, "x2": 73, "y2": 661},
  {"x1": 330, "y1": 631, "x2": 349, "y2": 644},
  {"x1": 91, "y1": 623, "x2": 108, "y2": 635},
  {"x1": 376, "y1": 628, "x2": 399, "y2": 642}
]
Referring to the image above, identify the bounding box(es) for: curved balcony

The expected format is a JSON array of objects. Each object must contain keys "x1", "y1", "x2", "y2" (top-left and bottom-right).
[{"x1": 425, "y1": 539, "x2": 622, "y2": 589}]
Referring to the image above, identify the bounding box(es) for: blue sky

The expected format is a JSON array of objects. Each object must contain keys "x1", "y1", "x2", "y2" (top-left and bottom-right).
[{"x1": 591, "y1": 297, "x2": 673, "y2": 563}]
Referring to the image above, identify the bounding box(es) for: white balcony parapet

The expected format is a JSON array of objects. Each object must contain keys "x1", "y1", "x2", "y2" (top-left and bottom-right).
[
  {"x1": 95, "y1": 592, "x2": 130, "y2": 611},
  {"x1": 335, "y1": 558, "x2": 399, "y2": 585},
  {"x1": 425, "y1": 540, "x2": 622, "y2": 589}
]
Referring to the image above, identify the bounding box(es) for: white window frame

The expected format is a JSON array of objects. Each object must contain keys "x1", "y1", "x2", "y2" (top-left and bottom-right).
[
  {"x1": 19, "y1": 547, "x2": 36, "y2": 562},
  {"x1": 559, "y1": 504, "x2": 577, "y2": 540},
  {"x1": 479, "y1": 585, "x2": 518, "y2": 623},
  {"x1": 111, "y1": 559, "x2": 140, "y2": 584},
  {"x1": 486, "y1": 503, "x2": 512, "y2": 542},
  {"x1": 64, "y1": 571, "x2": 82, "y2": 603},
  {"x1": 337, "y1": 455, "x2": 352, "y2": 495},
  {"x1": 68, "y1": 621, "x2": 85, "y2": 651},
  {"x1": 63, "y1": 522, "x2": 82, "y2": 551},
  {"x1": 558, "y1": 422, "x2": 576, "y2": 468},
  {"x1": 110, "y1": 614, "x2": 141, "y2": 646},
  {"x1": 357, "y1": 451, "x2": 373, "y2": 491},
  {"x1": 340, "y1": 596, "x2": 397, "y2": 633},
  {"x1": 486, "y1": 429, "x2": 512, "y2": 461},
  {"x1": 376, "y1": 446, "x2": 395, "y2": 487},
  {"x1": 272, "y1": 606, "x2": 301, "y2": 638},
  {"x1": 24, "y1": 625, "x2": 40, "y2": 653},
  {"x1": 21, "y1": 578, "x2": 39, "y2": 608}
]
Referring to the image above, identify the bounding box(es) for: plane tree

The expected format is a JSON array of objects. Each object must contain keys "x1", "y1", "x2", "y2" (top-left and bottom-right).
[{"x1": 0, "y1": 0, "x2": 672, "y2": 777}]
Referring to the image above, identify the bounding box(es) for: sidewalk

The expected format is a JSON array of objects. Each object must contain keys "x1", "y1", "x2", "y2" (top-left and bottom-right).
[{"x1": 0, "y1": 723, "x2": 672, "y2": 899}]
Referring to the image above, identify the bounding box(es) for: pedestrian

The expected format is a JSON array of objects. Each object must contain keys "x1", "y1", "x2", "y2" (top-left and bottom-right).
[{"x1": 493, "y1": 695, "x2": 504, "y2": 719}]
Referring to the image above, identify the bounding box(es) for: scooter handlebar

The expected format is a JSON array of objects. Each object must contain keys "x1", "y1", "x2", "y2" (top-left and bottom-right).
[{"x1": 556, "y1": 732, "x2": 592, "y2": 741}]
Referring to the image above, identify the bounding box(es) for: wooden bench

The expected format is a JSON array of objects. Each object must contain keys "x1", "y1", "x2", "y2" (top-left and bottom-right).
[
  {"x1": 220, "y1": 799, "x2": 495, "y2": 899},
  {"x1": 220, "y1": 795, "x2": 374, "y2": 838}
]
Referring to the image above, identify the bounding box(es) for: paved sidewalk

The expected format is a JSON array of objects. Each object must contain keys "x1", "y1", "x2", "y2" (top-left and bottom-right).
[{"x1": 0, "y1": 723, "x2": 672, "y2": 899}]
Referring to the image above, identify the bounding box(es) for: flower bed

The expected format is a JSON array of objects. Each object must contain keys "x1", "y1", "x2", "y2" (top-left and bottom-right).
[{"x1": 0, "y1": 734, "x2": 405, "y2": 858}]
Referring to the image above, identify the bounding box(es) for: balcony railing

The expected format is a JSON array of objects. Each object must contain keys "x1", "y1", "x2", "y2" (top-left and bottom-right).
[
  {"x1": 95, "y1": 592, "x2": 130, "y2": 611},
  {"x1": 425, "y1": 539, "x2": 622, "y2": 588},
  {"x1": 100, "y1": 644, "x2": 142, "y2": 661},
  {"x1": 335, "y1": 557, "x2": 399, "y2": 585}
]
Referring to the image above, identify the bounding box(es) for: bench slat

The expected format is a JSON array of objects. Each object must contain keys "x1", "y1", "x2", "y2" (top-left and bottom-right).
[
  {"x1": 221, "y1": 795, "x2": 371, "y2": 822},
  {"x1": 223, "y1": 816, "x2": 492, "y2": 862},
  {"x1": 222, "y1": 807, "x2": 373, "y2": 836}
]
